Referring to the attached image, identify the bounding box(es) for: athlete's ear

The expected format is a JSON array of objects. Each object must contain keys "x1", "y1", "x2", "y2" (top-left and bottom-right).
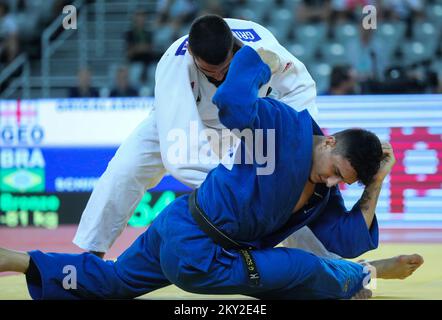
[
  {"x1": 324, "y1": 136, "x2": 337, "y2": 148},
  {"x1": 187, "y1": 45, "x2": 193, "y2": 56}
]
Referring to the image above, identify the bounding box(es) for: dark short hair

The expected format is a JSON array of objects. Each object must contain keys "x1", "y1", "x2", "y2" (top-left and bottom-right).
[
  {"x1": 332, "y1": 128, "x2": 383, "y2": 186},
  {"x1": 188, "y1": 14, "x2": 233, "y2": 65}
]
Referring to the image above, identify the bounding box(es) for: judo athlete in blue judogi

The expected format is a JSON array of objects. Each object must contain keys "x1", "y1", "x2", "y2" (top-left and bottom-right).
[{"x1": 1, "y1": 46, "x2": 389, "y2": 299}]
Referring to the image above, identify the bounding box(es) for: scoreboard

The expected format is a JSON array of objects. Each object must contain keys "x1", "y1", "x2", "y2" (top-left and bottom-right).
[
  {"x1": 1, "y1": 95, "x2": 441, "y2": 229},
  {"x1": 316, "y1": 95, "x2": 442, "y2": 228}
]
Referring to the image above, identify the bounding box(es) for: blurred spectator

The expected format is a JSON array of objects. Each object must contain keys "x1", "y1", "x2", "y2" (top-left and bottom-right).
[
  {"x1": 346, "y1": 25, "x2": 387, "y2": 82},
  {"x1": 331, "y1": 0, "x2": 375, "y2": 23},
  {"x1": 126, "y1": 10, "x2": 156, "y2": 66},
  {"x1": 68, "y1": 67, "x2": 100, "y2": 98},
  {"x1": 156, "y1": 0, "x2": 199, "y2": 37},
  {"x1": 381, "y1": 0, "x2": 424, "y2": 21},
  {"x1": 110, "y1": 66, "x2": 139, "y2": 97},
  {"x1": 325, "y1": 65, "x2": 358, "y2": 94},
  {"x1": 125, "y1": 9, "x2": 156, "y2": 84},
  {"x1": 381, "y1": 0, "x2": 424, "y2": 37},
  {"x1": 296, "y1": 0, "x2": 332, "y2": 24},
  {"x1": 371, "y1": 64, "x2": 434, "y2": 94},
  {"x1": 0, "y1": 2, "x2": 19, "y2": 65},
  {"x1": 198, "y1": 0, "x2": 227, "y2": 17}
]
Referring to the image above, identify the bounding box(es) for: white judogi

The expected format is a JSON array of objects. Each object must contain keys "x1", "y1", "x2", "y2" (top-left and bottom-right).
[{"x1": 73, "y1": 18, "x2": 339, "y2": 259}]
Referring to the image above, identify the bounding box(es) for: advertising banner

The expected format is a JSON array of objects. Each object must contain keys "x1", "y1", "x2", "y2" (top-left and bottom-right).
[{"x1": 1, "y1": 96, "x2": 441, "y2": 228}]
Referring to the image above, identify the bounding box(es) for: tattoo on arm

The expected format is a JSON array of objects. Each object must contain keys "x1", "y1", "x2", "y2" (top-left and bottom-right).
[
  {"x1": 360, "y1": 188, "x2": 371, "y2": 211},
  {"x1": 360, "y1": 183, "x2": 382, "y2": 228}
]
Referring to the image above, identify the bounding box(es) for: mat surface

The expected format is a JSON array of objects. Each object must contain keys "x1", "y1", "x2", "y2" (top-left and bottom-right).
[{"x1": 1, "y1": 227, "x2": 441, "y2": 300}]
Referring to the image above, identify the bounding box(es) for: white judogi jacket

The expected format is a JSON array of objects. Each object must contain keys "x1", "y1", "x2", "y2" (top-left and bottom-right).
[
  {"x1": 155, "y1": 19, "x2": 317, "y2": 187},
  {"x1": 74, "y1": 19, "x2": 336, "y2": 258}
]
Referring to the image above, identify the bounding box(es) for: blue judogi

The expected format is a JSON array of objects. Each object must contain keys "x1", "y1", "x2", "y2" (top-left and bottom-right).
[{"x1": 26, "y1": 46, "x2": 378, "y2": 299}]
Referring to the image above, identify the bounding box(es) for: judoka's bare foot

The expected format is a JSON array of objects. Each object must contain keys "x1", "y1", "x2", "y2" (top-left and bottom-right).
[
  {"x1": 0, "y1": 248, "x2": 30, "y2": 273},
  {"x1": 351, "y1": 288, "x2": 372, "y2": 300},
  {"x1": 365, "y1": 254, "x2": 424, "y2": 280}
]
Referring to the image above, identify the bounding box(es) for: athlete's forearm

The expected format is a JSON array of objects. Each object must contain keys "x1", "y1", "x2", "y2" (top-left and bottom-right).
[
  {"x1": 360, "y1": 141, "x2": 395, "y2": 230},
  {"x1": 359, "y1": 180, "x2": 383, "y2": 229}
]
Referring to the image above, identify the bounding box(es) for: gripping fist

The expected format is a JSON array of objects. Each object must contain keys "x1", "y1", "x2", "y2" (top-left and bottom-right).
[{"x1": 257, "y1": 48, "x2": 281, "y2": 75}]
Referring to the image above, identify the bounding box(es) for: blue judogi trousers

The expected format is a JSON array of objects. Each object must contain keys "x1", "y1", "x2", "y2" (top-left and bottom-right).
[{"x1": 26, "y1": 196, "x2": 369, "y2": 300}]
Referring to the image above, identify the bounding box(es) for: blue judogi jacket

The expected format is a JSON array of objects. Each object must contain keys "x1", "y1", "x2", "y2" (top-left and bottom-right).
[
  {"x1": 196, "y1": 46, "x2": 378, "y2": 259},
  {"x1": 23, "y1": 45, "x2": 374, "y2": 301}
]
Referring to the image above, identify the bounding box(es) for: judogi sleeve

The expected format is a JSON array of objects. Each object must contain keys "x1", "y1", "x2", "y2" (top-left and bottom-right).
[
  {"x1": 212, "y1": 45, "x2": 272, "y2": 131},
  {"x1": 308, "y1": 186, "x2": 379, "y2": 258},
  {"x1": 248, "y1": 22, "x2": 318, "y2": 119},
  {"x1": 212, "y1": 44, "x2": 315, "y2": 189}
]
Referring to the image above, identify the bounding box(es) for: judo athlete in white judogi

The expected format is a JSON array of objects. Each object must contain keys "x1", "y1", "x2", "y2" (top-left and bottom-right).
[
  {"x1": 0, "y1": 44, "x2": 424, "y2": 300},
  {"x1": 73, "y1": 15, "x2": 336, "y2": 258}
]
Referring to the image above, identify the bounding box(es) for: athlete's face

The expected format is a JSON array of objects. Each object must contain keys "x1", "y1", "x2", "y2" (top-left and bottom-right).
[
  {"x1": 192, "y1": 50, "x2": 234, "y2": 84},
  {"x1": 310, "y1": 136, "x2": 358, "y2": 187}
]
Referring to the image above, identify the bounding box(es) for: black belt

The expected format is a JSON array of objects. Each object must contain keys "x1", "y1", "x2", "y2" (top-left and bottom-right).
[{"x1": 188, "y1": 189, "x2": 261, "y2": 287}]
